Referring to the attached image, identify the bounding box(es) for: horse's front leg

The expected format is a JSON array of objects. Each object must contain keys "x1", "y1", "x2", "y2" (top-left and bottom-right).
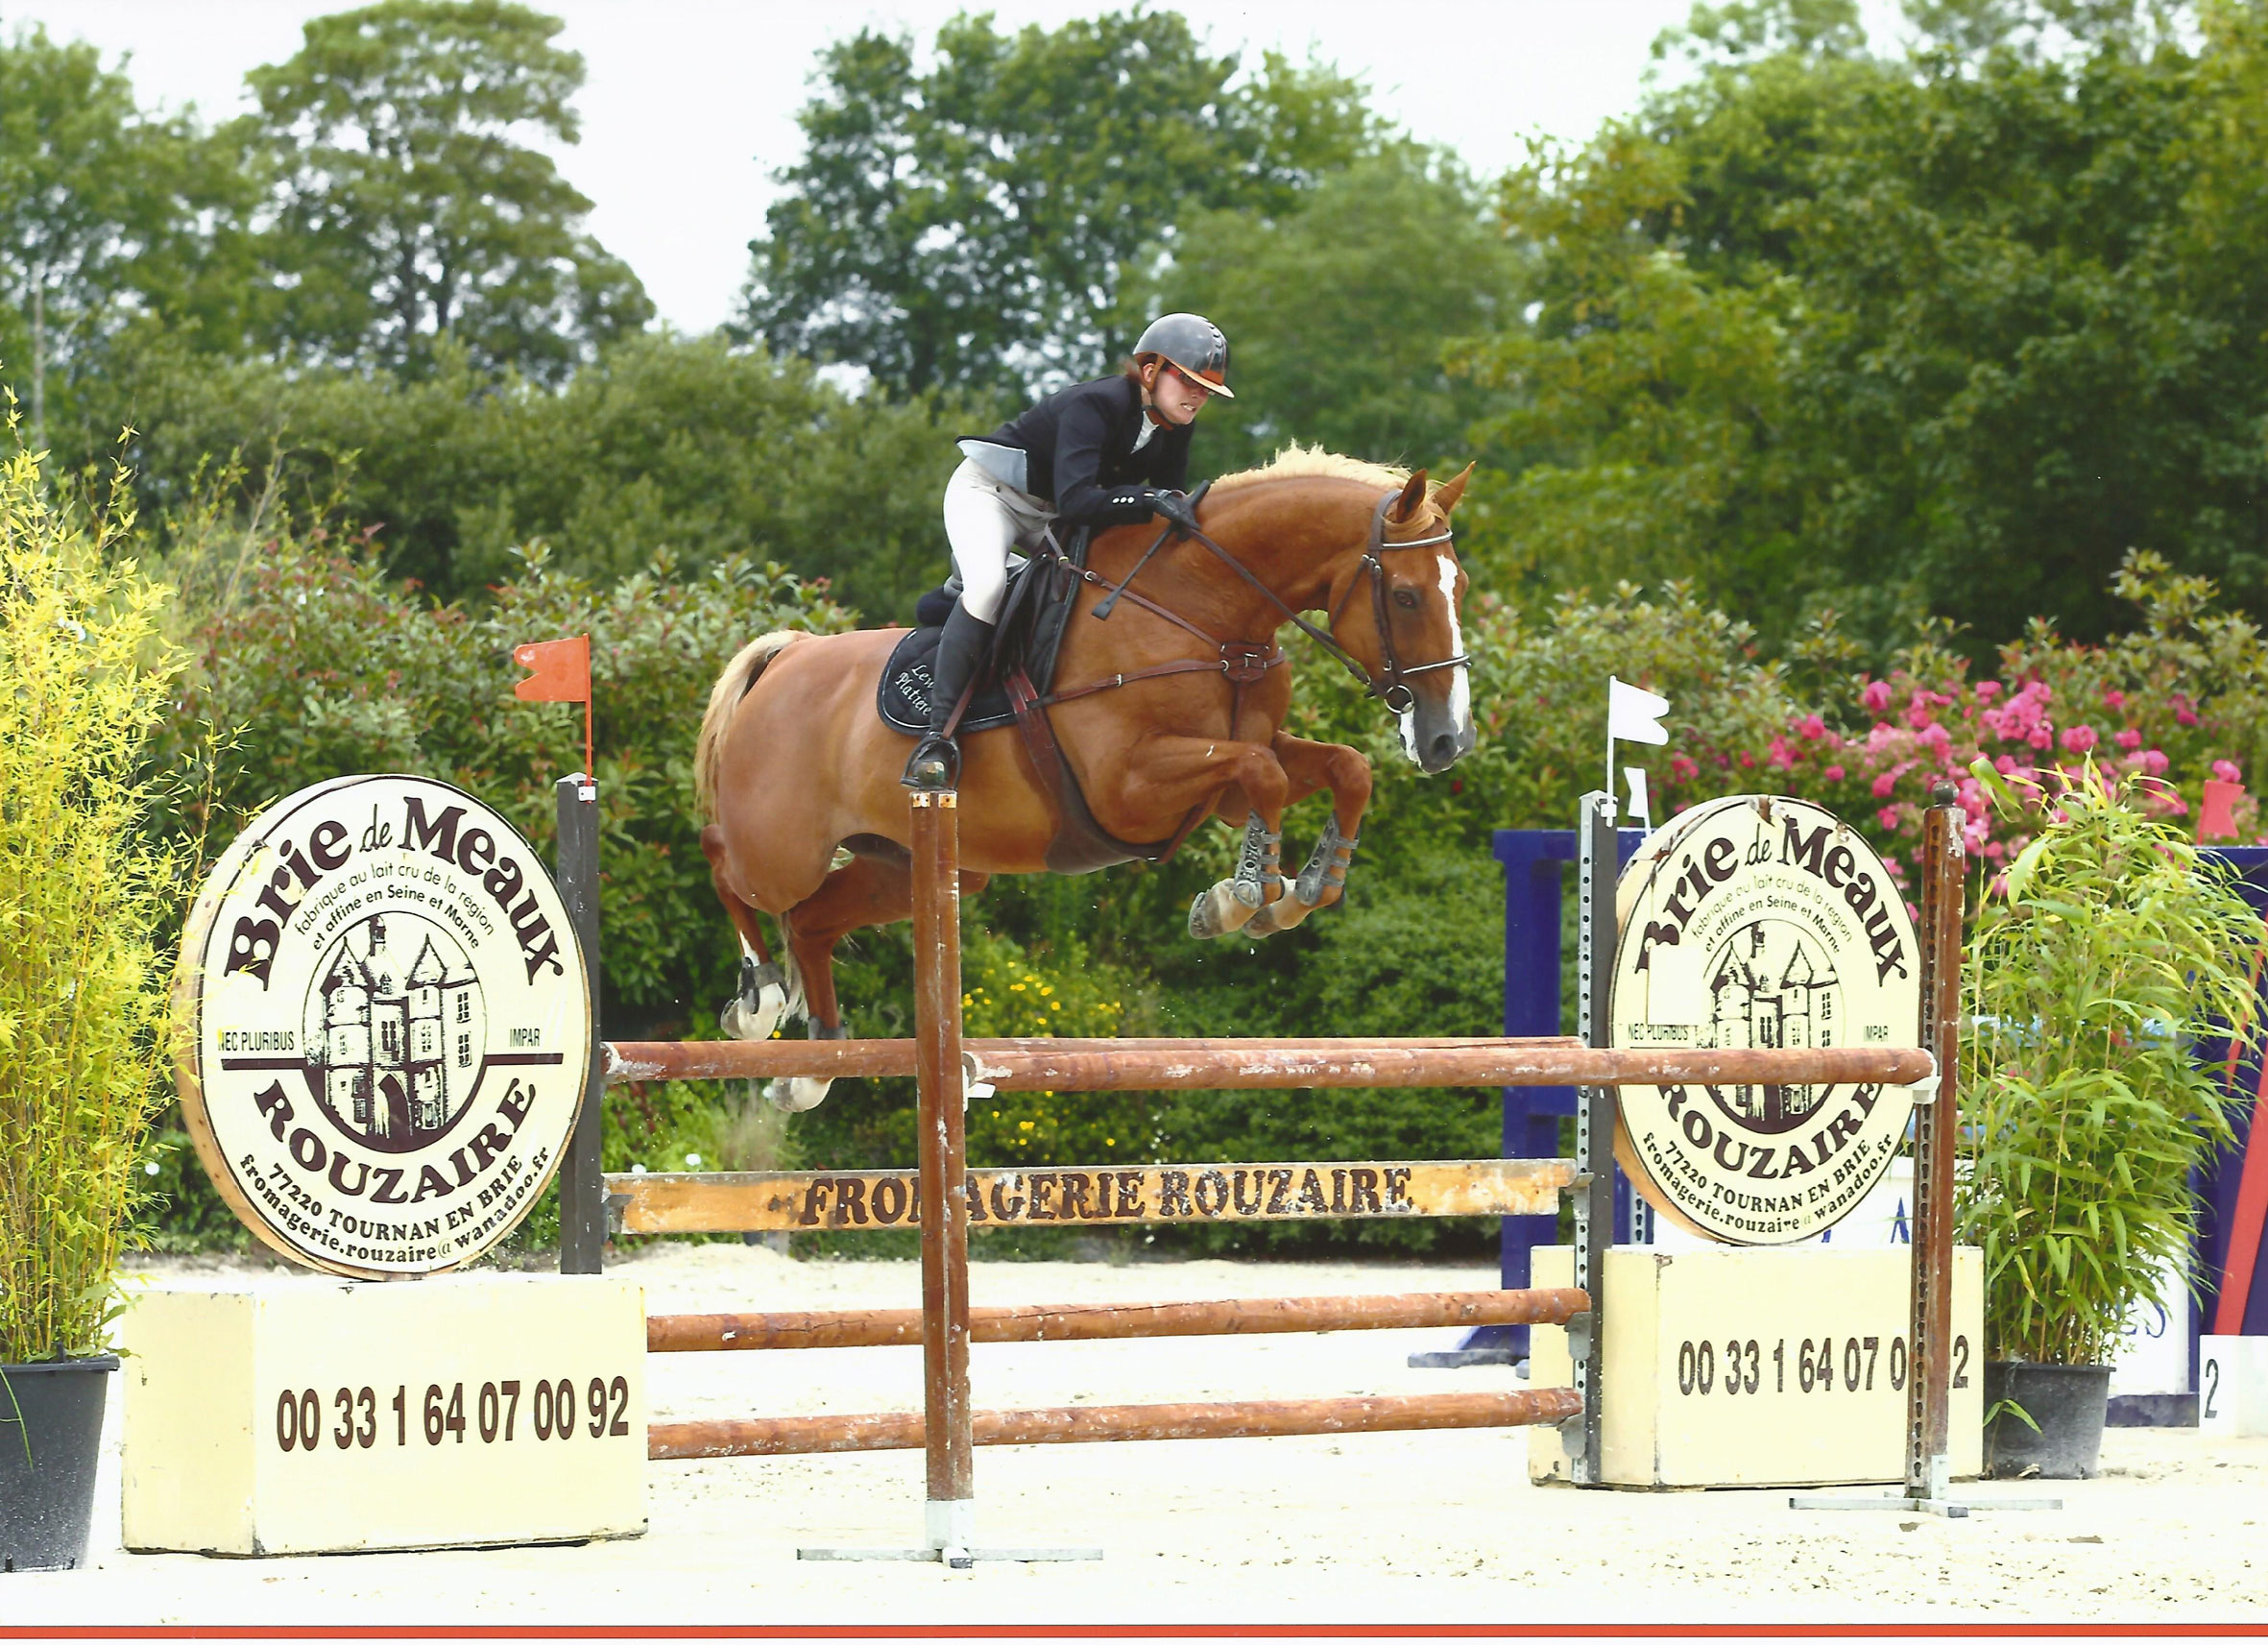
[
  {"x1": 1089, "y1": 733, "x2": 1291, "y2": 941},
  {"x1": 1243, "y1": 732, "x2": 1372, "y2": 937}
]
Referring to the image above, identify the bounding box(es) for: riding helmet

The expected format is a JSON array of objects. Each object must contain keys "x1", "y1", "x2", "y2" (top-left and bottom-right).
[{"x1": 1134, "y1": 313, "x2": 1235, "y2": 399}]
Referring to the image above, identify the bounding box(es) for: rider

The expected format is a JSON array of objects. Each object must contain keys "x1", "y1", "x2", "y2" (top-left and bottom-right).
[{"x1": 902, "y1": 312, "x2": 1233, "y2": 786}]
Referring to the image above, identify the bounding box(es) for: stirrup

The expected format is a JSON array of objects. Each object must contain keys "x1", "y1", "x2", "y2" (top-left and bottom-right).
[{"x1": 902, "y1": 732, "x2": 961, "y2": 790}]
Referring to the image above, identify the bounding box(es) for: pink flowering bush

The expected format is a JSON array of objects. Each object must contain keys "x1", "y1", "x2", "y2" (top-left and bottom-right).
[{"x1": 1752, "y1": 552, "x2": 2268, "y2": 883}]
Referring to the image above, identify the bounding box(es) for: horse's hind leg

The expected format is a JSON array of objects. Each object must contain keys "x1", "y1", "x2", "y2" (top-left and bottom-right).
[
  {"x1": 704, "y1": 825, "x2": 797, "y2": 1042},
  {"x1": 764, "y1": 852, "x2": 992, "y2": 1113}
]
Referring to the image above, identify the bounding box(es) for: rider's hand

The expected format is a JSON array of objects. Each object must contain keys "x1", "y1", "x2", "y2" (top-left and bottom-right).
[{"x1": 1151, "y1": 489, "x2": 1202, "y2": 538}]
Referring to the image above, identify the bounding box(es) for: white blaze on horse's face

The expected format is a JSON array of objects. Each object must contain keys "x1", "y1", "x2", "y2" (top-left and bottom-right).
[{"x1": 1397, "y1": 549, "x2": 1475, "y2": 774}]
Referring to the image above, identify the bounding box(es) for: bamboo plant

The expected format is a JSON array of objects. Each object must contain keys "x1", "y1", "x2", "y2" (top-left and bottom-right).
[
  {"x1": 0, "y1": 435, "x2": 191, "y2": 1365},
  {"x1": 1959, "y1": 759, "x2": 2261, "y2": 1367}
]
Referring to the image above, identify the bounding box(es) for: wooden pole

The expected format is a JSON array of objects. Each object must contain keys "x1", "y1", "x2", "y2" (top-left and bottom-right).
[
  {"x1": 651, "y1": 1388, "x2": 1584, "y2": 1461},
  {"x1": 1908, "y1": 783, "x2": 1965, "y2": 1502},
  {"x1": 645, "y1": 1286, "x2": 1591, "y2": 1353},
  {"x1": 908, "y1": 786, "x2": 974, "y2": 1553},
  {"x1": 602, "y1": 1036, "x2": 1932, "y2": 1091}
]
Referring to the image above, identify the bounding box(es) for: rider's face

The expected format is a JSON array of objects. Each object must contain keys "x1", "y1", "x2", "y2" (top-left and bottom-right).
[{"x1": 1148, "y1": 363, "x2": 1213, "y2": 426}]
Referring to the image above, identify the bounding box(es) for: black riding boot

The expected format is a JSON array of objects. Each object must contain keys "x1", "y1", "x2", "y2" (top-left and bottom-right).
[{"x1": 902, "y1": 603, "x2": 996, "y2": 788}]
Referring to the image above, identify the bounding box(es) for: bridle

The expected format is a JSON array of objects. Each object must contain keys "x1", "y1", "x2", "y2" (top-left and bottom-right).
[{"x1": 1069, "y1": 487, "x2": 1470, "y2": 718}]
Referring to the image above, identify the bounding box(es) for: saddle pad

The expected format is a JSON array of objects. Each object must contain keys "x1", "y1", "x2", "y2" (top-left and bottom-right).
[
  {"x1": 877, "y1": 625, "x2": 1020, "y2": 736},
  {"x1": 876, "y1": 531, "x2": 1089, "y2": 738}
]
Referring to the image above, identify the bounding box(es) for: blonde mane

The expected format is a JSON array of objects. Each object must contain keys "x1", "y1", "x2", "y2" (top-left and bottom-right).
[{"x1": 1208, "y1": 443, "x2": 1411, "y2": 496}]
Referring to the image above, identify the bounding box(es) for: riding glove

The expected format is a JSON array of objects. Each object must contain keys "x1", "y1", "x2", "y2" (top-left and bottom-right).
[{"x1": 1149, "y1": 489, "x2": 1202, "y2": 537}]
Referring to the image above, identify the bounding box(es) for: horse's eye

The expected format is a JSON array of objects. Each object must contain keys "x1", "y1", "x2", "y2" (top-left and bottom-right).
[{"x1": 1392, "y1": 589, "x2": 1421, "y2": 610}]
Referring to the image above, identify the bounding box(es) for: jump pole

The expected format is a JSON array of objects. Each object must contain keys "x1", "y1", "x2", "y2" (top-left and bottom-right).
[{"x1": 797, "y1": 781, "x2": 1099, "y2": 1567}]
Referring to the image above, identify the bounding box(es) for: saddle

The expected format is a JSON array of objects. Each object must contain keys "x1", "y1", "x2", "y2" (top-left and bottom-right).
[{"x1": 874, "y1": 528, "x2": 1181, "y2": 874}]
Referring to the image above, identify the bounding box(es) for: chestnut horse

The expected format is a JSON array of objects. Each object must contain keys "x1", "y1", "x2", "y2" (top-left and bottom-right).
[{"x1": 693, "y1": 448, "x2": 1478, "y2": 1109}]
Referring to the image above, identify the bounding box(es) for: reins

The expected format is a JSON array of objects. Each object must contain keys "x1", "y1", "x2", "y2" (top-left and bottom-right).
[{"x1": 1062, "y1": 486, "x2": 1468, "y2": 718}]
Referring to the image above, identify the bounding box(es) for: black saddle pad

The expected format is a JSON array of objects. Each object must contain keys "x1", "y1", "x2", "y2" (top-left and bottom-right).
[{"x1": 877, "y1": 531, "x2": 1089, "y2": 738}]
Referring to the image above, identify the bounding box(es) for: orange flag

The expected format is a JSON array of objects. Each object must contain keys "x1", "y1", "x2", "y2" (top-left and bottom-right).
[
  {"x1": 513, "y1": 636, "x2": 590, "y2": 702},
  {"x1": 2200, "y1": 777, "x2": 2246, "y2": 843},
  {"x1": 514, "y1": 636, "x2": 594, "y2": 781}
]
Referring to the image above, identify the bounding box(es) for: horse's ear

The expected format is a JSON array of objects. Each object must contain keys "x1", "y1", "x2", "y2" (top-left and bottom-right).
[
  {"x1": 1390, "y1": 469, "x2": 1428, "y2": 522},
  {"x1": 1431, "y1": 462, "x2": 1476, "y2": 515}
]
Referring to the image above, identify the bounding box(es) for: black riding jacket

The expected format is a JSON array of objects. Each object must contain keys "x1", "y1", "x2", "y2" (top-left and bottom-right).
[{"x1": 976, "y1": 374, "x2": 1192, "y2": 527}]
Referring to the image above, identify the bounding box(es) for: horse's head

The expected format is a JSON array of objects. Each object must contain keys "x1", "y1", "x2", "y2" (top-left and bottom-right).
[{"x1": 1326, "y1": 465, "x2": 1477, "y2": 775}]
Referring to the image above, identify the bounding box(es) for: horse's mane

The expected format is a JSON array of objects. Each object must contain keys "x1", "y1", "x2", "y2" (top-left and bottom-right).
[{"x1": 1208, "y1": 444, "x2": 1411, "y2": 496}]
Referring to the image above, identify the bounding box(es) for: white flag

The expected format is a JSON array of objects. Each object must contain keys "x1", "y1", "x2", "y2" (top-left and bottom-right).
[
  {"x1": 1625, "y1": 765, "x2": 1652, "y2": 831},
  {"x1": 1607, "y1": 676, "x2": 1670, "y2": 745}
]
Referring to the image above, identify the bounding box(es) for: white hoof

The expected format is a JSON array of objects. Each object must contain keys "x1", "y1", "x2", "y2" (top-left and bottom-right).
[
  {"x1": 1189, "y1": 880, "x2": 1266, "y2": 940},
  {"x1": 722, "y1": 979, "x2": 789, "y2": 1044},
  {"x1": 764, "y1": 1076, "x2": 833, "y2": 1113},
  {"x1": 1244, "y1": 892, "x2": 1318, "y2": 937}
]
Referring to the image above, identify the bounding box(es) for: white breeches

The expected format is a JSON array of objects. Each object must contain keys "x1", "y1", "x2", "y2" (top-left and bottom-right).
[{"x1": 942, "y1": 459, "x2": 1056, "y2": 623}]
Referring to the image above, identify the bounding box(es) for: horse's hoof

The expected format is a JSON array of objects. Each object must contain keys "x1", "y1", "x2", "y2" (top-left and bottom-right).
[
  {"x1": 764, "y1": 1076, "x2": 833, "y2": 1113},
  {"x1": 721, "y1": 962, "x2": 788, "y2": 1042},
  {"x1": 1189, "y1": 881, "x2": 1262, "y2": 940},
  {"x1": 1245, "y1": 893, "x2": 1318, "y2": 937}
]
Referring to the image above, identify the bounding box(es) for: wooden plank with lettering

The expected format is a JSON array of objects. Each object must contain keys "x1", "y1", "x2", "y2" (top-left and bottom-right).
[{"x1": 607, "y1": 1157, "x2": 1575, "y2": 1235}]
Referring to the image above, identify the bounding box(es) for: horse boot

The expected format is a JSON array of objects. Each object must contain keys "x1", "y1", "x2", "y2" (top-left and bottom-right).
[{"x1": 903, "y1": 604, "x2": 997, "y2": 789}]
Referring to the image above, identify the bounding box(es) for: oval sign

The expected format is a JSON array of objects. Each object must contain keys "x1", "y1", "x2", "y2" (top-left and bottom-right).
[
  {"x1": 174, "y1": 774, "x2": 591, "y2": 1277},
  {"x1": 1609, "y1": 795, "x2": 1920, "y2": 1245}
]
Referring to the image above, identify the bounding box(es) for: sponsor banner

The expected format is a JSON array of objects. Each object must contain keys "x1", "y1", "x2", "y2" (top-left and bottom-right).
[
  {"x1": 174, "y1": 775, "x2": 591, "y2": 1277},
  {"x1": 1610, "y1": 796, "x2": 1922, "y2": 1246},
  {"x1": 609, "y1": 1157, "x2": 1573, "y2": 1234}
]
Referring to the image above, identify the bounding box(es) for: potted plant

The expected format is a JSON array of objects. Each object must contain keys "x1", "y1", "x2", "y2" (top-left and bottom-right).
[
  {"x1": 1, "y1": 443, "x2": 189, "y2": 1571},
  {"x1": 1960, "y1": 760, "x2": 2259, "y2": 1479}
]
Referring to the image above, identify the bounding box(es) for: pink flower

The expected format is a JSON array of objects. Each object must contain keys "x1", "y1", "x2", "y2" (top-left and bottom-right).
[
  {"x1": 2029, "y1": 728, "x2": 2053, "y2": 750},
  {"x1": 1796, "y1": 714, "x2": 1827, "y2": 741},
  {"x1": 2061, "y1": 725, "x2": 2098, "y2": 754},
  {"x1": 1920, "y1": 723, "x2": 1952, "y2": 757},
  {"x1": 1871, "y1": 772, "x2": 1897, "y2": 799},
  {"x1": 2141, "y1": 749, "x2": 2169, "y2": 777},
  {"x1": 2101, "y1": 689, "x2": 2125, "y2": 711},
  {"x1": 1823, "y1": 764, "x2": 1846, "y2": 782},
  {"x1": 1670, "y1": 754, "x2": 1699, "y2": 782},
  {"x1": 1995, "y1": 754, "x2": 2019, "y2": 775},
  {"x1": 1975, "y1": 681, "x2": 2002, "y2": 703},
  {"x1": 1767, "y1": 735, "x2": 1797, "y2": 771},
  {"x1": 1878, "y1": 807, "x2": 1903, "y2": 831},
  {"x1": 2174, "y1": 694, "x2": 2200, "y2": 727},
  {"x1": 2114, "y1": 728, "x2": 2142, "y2": 751},
  {"x1": 1737, "y1": 752, "x2": 1754, "y2": 769},
  {"x1": 1861, "y1": 680, "x2": 1892, "y2": 713},
  {"x1": 2214, "y1": 759, "x2": 2242, "y2": 783}
]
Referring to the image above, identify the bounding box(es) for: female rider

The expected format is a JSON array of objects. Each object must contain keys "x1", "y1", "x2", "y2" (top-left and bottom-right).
[{"x1": 903, "y1": 311, "x2": 1233, "y2": 786}]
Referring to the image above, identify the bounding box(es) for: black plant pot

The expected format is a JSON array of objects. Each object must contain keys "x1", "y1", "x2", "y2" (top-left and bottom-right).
[
  {"x1": 1983, "y1": 1360, "x2": 2112, "y2": 1480},
  {"x1": 0, "y1": 1355, "x2": 118, "y2": 1572}
]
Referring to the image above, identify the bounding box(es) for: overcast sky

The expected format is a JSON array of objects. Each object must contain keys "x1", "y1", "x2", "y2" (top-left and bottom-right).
[{"x1": 5, "y1": 1, "x2": 1907, "y2": 333}]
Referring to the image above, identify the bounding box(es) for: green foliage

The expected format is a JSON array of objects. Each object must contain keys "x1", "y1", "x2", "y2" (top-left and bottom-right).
[
  {"x1": 1463, "y1": 0, "x2": 2268, "y2": 654},
  {"x1": 242, "y1": 0, "x2": 651, "y2": 380},
  {"x1": 1146, "y1": 147, "x2": 1521, "y2": 477},
  {"x1": 738, "y1": 9, "x2": 1374, "y2": 397},
  {"x1": 65, "y1": 333, "x2": 964, "y2": 611},
  {"x1": 1959, "y1": 762, "x2": 2260, "y2": 1366},
  {"x1": 0, "y1": 26, "x2": 245, "y2": 446},
  {"x1": 0, "y1": 436, "x2": 192, "y2": 1361}
]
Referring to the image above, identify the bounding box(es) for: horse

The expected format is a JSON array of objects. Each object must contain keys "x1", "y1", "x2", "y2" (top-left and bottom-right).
[{"x1": 692, "y1": 448, "x2": 1480, "y2": 1110}]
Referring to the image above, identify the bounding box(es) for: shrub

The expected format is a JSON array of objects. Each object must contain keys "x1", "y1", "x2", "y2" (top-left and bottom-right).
[{"x1": 0, "y1": 442, "x2": 193, "y2": 1359}]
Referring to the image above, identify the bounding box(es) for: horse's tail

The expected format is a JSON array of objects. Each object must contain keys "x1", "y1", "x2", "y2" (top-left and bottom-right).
[{"x1": 695, "y1": 631, "x2": 806, "y2": 821}]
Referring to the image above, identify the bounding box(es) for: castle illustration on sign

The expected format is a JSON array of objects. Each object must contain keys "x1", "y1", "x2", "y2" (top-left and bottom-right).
[
  {"x1": 303, "y1": 912, "x2": 484, "y2": 1150},
  {"x1": 1701, "y1": 919, "x2": 1840, "y2": 1132}
]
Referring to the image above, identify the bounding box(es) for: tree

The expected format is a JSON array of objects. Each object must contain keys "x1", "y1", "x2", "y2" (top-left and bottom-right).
[
  {"x1": 244, "y1": 0, "x2": 650, "y2": 381},
  {"x1": 0, "y1": 28, "x2": 212, "y2": 448},
  {"x1": 1143, "y1": 146, "x2": 1520, "y2": 478},
  {"x1": 737, "y1": 10, "x2": 1373, "y2": 398},
  {"x1": 1457, "y1": 0, "x2": 2268, "y2": 656}
]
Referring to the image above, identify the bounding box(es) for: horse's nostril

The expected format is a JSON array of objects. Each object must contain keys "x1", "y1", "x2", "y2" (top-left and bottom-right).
[{"x1": 1429, "y1": 732, "x2": 1459, "y2": 763}]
